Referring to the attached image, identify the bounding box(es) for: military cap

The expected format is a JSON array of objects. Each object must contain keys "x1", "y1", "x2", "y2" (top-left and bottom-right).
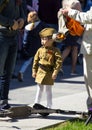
[{"x1": 39, "y1": 28, "x2": 56, "y2": 37}]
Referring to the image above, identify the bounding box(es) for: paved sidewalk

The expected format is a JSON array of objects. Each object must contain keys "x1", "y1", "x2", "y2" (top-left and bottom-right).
[
  {"x1": 0, "y1": 92, "x2": 88, "y2": 130},
  {"x1": 0, "y1": 61, "x2": 88, "y2": 130}
]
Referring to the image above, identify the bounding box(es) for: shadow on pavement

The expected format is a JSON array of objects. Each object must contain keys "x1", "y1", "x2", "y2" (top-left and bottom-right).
[{"x1": 9, "y1": 59, "x2": 84, "y2": 90}]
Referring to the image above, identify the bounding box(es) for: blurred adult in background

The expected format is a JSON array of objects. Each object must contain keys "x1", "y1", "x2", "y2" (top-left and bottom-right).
[
  {"x1": 60, "y1": 0, "x2": 82, "y2": 74},
  {"x1": 38, "y1": 0, "x2": 61, "y2": 30},
  {"x1": 0, "y1": 0, "x2": 25, "y2": 109},
  {"x1": 61, "y1": 0, "x2": 92, "y2": 109}
]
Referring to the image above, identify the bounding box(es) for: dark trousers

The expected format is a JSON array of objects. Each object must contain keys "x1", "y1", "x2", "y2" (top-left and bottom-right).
[{"x1": 0, "y1": 34, "x2": 18, "y2": 100}]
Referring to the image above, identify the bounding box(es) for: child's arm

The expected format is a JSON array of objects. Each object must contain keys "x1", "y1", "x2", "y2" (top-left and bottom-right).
[
  {"x1": 32, "y1": 49, "x2": 39, "y2": 78},
  {"x1": 52, "y1": 48, "x2": 62, "y2": 79}
]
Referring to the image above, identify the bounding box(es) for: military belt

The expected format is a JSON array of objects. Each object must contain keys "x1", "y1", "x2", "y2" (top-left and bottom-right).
[{"x1": 39, "y1": 64, "x2": 53, "y2": 71}]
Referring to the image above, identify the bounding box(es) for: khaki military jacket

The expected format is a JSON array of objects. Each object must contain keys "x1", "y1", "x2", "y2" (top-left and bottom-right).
[{"x1": 32, "y1": 46, "x2": 62, "y2": 85}]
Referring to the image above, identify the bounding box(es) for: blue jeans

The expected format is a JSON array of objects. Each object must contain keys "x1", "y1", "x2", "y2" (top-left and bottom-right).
[
  {"x1": 19, "y1": 57, "x2": 33, "y2": 74},
  {"x1": 0, "y1": 34, "x2": 18, "y2": 100}
]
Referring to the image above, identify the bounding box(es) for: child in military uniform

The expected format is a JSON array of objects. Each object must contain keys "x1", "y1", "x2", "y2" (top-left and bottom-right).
[
  {"x1": 32, "y1": 28, "x2": 62, "y2": 108},
  {"x1": 18, "y1": 11, "x2": 47, "y2": 81}
]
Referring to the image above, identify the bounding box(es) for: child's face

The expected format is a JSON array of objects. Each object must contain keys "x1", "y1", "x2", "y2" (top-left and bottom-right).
[{"x1": 41, "y1": 36, "x2": 53, "y2": 47}]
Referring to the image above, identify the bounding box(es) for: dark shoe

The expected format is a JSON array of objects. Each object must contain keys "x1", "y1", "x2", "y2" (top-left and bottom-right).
[
  {"x1": 33, "y1": 103, "x2": 49, "y2": 117},
  {"x1": 0, "y1": 100, "x2": 10, "y2": 110},
  {"x1": 1, "y1": 104, "x2": 11, "y2": 110},
  {"x1": 18, "y1": 72, "x2": 23, "y2": 82}
]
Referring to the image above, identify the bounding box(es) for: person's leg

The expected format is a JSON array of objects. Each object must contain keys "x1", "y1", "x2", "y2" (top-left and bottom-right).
[
  {"x1": 71, "y1": 46, "x2": 78, "y2": 73},
  {"x1": 0, "y1": 36, "x2": 18, "y2": 103},
  {"x1": 83, "y1": 55, "x2": 92, "y2": 108},
  {"x1": 0, "y1": 36, "x2": 9, "y2": 77},
  {"x1": 34, "y1": 84, "x2": 44, "y2": 104},
  {"x1": 60, "y1": 46, "x2": 71, "y2": 74},
  {"x1": 19, "y1": 57, "x2": 33, "y2": 73},
  {"x1": 45, "y1": 85, "x2": 52, "y2": 108},
  {"x1": 18, "y1": 57, "x2": 33, "y2": 81},
  {"x1": 62, "y1": 46, "x2": 71, "y2": 62},
  {"x1": 0, "y1": 36, "x2": 9, "y2": 103},
  {"x1": 83, "y1": 55, "x2": 92, "y2": 90}
]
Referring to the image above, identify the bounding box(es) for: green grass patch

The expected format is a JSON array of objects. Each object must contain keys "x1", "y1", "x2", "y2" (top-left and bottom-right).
[{"x1": 41, "y1": 119, "x2": 92, "y2": 130}]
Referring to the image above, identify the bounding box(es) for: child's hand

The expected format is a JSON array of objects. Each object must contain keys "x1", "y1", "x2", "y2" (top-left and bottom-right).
[
  {"x1": 52, "y1": 74, "x2": 57, "y2": 80},
  {"x1": 32, "y1": 73, "x2": 36, "y2": 78}
]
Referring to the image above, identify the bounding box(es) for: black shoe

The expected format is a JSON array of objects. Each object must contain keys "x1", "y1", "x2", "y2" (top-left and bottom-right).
[
  {"x1": 17, "y1": 72, "x2": 23, "y2": 82},
  {"x1": 0, "y1": 104, "x2": 11, "y2": 110},
  {"x1": 33, "y1": 103, "x2": 49, "y2": 117}
]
